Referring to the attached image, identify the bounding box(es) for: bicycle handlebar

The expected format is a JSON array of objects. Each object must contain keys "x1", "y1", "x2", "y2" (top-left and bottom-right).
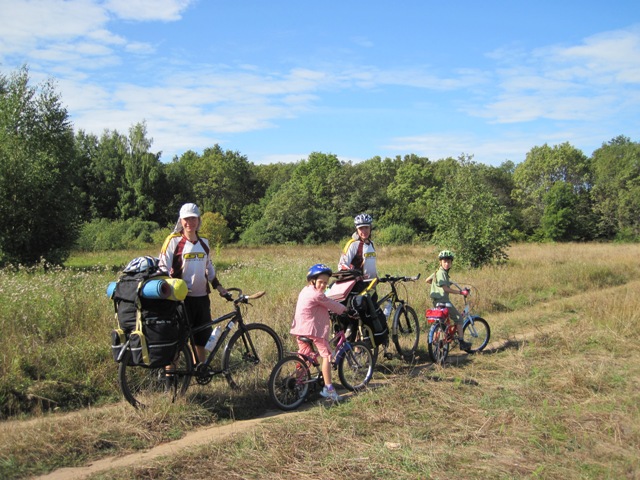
[
  {"x1": 225, "y1": 288, "x2": 266, "y2": 305},
  {"x1": 378, "y1": 273, "x2": 421, "y2": 283}
]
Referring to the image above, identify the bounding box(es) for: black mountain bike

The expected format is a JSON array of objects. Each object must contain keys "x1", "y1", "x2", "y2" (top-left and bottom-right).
[
  {"x1": 117, "y1": 288, "x2": 283, "y2": 408},
  {"x1": 377, "y1": 273, "x2": 421, "y2": 361}
]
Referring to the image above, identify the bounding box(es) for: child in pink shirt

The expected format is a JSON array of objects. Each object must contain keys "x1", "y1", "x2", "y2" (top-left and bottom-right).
[{"x1": 290, "y1": 264, "x2": 348, "y2": 401}]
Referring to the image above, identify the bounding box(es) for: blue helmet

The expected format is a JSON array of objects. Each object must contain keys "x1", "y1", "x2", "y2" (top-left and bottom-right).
[
  {"x1": 306, "y1": 263, "x2": 333, "y2": 281},
  {"x1": 123, "y1": 256, "x2": 160, "y2": 274}
]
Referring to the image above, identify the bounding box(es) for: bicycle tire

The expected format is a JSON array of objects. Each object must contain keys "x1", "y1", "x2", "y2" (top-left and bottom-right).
[
  {"x1": 356, "y1": 322, "x2": 379, "y2": 365},
  {"x1": 392, "y1": 304, "x2": 420, "y2": 361},
  {"x1": 268, "y1": 355, "x2": 311, "y2": 411},
  {"x1": 118, "y1": 343, "x2": 193, "y2": 409},
  {"x1": 462, "y1": 317, "x2": 490, "y2": 353},
  {"x1": 338, "y1": 341, "x2": 374, "y2": 392},
  {"x1": 223, "y1": 323, "x2": 284, "y2": 390},
  {"x1": 427, "y1": 323, "x2": 449, "y2": 366}
]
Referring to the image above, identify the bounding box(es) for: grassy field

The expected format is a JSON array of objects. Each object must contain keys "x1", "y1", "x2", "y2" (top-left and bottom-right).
[{"x1": 0, "y1": 243, "x2": 639, "y2": 479}]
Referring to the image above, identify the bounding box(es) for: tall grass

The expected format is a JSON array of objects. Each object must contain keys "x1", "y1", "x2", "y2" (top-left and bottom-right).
[{"x1": 0, "y1": 242, "x2": 639, "y2": 478}]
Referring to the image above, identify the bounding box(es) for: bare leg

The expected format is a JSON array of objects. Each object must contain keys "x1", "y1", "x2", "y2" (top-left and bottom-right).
[{"x1": 321, "y1": 356, "x2": 332, "y2": 387}]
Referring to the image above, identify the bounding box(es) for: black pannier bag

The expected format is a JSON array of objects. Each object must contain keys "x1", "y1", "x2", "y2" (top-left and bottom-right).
[
  {"x1": 351, "y1": 294, "x2": 389, "y2": 347},
  {"x1": 110, "y1": 271, "x2": 181, "y2": 367}
]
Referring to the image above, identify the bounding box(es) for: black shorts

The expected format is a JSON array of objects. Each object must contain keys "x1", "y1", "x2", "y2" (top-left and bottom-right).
[{"x1": 184, "y1": 295, "x2": 212, "y2": 346}]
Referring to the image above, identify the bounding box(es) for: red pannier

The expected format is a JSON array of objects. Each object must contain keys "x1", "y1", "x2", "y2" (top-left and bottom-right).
[{"x1": 425, "y1": 307, "x2": 449, "y2": 324}]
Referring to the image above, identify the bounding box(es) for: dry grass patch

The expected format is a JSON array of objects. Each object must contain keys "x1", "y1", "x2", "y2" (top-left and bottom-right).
[{"x1": 3, "y1": 243, "x2": 640, "y2": 479}]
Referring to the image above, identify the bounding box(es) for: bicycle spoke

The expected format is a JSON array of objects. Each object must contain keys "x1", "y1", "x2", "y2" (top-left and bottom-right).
[
  {"x1": 223, "y1": 324, "x2": 283, "y2": 391},
  {"x1": 268, "y1": 356, "x2": 310, "y2": 411}
]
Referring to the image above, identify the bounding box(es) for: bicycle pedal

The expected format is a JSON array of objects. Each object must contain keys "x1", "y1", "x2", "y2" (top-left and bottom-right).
[{"x1": 384, "y1": 352, "x2": 394, "y2": 360}]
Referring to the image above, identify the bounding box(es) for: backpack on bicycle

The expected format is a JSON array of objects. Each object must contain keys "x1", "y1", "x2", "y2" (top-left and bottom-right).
[
  {"x1": 109, "y1": 256, "x2": 185, "y2": 368},
  {"x1": 351, "y1": 294, "x2": 389, "y2": 347}
]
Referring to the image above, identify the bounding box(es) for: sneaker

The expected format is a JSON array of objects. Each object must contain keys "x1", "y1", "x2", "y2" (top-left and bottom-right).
[
  {"x1": 458, "y1": 339, "x2": 472, "y2": 351},
  {"x1": 320, "y1": 386, "x2": 341, "y2": 402}
]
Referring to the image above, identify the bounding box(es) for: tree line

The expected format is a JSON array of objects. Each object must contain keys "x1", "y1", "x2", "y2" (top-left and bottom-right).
[{"x1": 2, "y1": 66, "x2": 639, "y2": 268}]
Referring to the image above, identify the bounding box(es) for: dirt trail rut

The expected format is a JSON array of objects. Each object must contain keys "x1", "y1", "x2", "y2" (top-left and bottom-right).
[{"x1": 35, "y1": 409, "x2": 295, "y2": 480}]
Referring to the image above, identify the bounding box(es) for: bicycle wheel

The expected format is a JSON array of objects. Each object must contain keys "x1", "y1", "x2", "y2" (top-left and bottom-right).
[
  {"x1": 462, "y1": 317, "x2": 490, "y2": 353},
  {"x1": 223, "y1": 323, "x2": 284, "y2": 390},
  {"x1": 118, "y1": 343, "x2": 193, "y2": 409},
  {"x1": 428, "y1": 323, "x2": 449, "y2": 366},
  {"x1": 392, "y1": 304, "x2": 420, "y2": 361},
  {"x1": 268, "y1": 355, "x2": 311, "y2": 411},
  {"x1": 338, "y1": 341, "x2": 374, "y2": 392},
  {"x1": 356, "y1": 322, "x2": 379, "y2": 365}
]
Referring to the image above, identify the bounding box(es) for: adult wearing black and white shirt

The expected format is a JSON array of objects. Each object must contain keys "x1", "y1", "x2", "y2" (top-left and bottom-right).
[
  {"x1": 159, "y1": 203, "x2": 228, "y2": 363},
  {"x1": 338, "y1": 213, "x2": 378, "y2": 280}
]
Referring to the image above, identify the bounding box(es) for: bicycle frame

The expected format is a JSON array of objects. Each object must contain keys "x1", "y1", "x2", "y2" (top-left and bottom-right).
[
  {"x1": 427, "y1": 314, "x2": 457, "y2": 345},
  {"x1": 328, "y1": 271, "x2": 421, "y2": 362},
  {"x1": 453, "y1": 283, "x2": 484, "y2": 335},
  {"x1": 376, "y1": 273, "x2": 421, "y2": 317},
  {"x1": 292, "y1": 329, "x2": 351, "y2": 368},
  {"x1": 177, "y1": 290, "x2": 266, "y2": 380},
  {"x1": 426, "y1": 290, "x2": 481, "y2": 344}
]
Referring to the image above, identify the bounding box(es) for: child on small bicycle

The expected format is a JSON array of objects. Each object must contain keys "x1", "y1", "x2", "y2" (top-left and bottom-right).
[
  {"x1": 290, "y1": 264, "x2": 349, "y2": 402},
  {"x1": 426, "y1": 250, "x2": 472, "y2": 350}
]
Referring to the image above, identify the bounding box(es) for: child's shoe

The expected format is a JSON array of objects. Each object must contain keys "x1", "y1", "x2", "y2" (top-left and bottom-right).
[
  {"x1": 458, "y1": 338, "x2": 472, "y2": 351},
  {"x1": 320, "y1": 385, "x2": 341, "y2": 402}
]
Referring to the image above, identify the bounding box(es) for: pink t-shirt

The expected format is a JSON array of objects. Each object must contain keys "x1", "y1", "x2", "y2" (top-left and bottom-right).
[{"x1": 290, "y1": 284, "x2": 348, "y2": 339}]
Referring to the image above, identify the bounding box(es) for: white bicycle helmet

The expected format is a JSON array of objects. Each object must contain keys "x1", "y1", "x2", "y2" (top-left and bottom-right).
[
  {"x1": 438, "y1": 250, "x2": 455, "y2": 260},
  {"x1": 123, "y1": 256, "x2": 160, "y2": 274},
  {"x1": 354, "y1": 213, "x2": 373, "y2": 228}
]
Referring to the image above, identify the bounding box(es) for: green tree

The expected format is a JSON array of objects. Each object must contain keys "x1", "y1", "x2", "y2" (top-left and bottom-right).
[
  {"x1": 0, "y1": 66, "x2": 81, "y2": 265},
  {"x1": 591, "y1": 135, "x2": 640, "y2": 239},
  {"x1": 428, "y1": 157, "x2": 510, "y2": 268},
  {"x1": 240, "y1": 152, "x2": 343, "y2": 244},
  {"x1": 335, "y1": 156, "x2": 397, "y2": 232},
  {"x1": 75, "y1": 129, "x2": 126, "y2": 220},
  {"x1": 539, "y1": 182, "x2": 576, "y2": 241},
  {"x1": 241, "y1": 162, "x2": 297, "y2": 229},
  {"x1": 200, "y1": 211, "x2": 231, "y2": 247},
  {"x1": 163, "y1": 151, "x2": 197, "y2": 225},
  {"x1": 186, "y1": 145, "x2": 258, "y2": 238},
  {"x1": 117, "y1": 122, "x2": 166, "y2": 222},
  {"x1": 512, "y1": 142, "x2": 591, "y2": 237},
  {"x1": 384, "y1": 155, "x2": 436, "y2": 234}
]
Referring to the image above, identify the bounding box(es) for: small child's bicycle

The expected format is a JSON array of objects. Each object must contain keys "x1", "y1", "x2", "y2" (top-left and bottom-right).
[
  {"x1": 425, "y1": 286, "x2": 491, "y2": 366},
  {"x1": 268, "y1": 326, "x2": 374, "y2": 411}
]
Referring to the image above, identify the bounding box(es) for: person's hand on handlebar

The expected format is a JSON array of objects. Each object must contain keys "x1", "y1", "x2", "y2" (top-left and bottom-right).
[
  {"x1": 460, "y1": 288, "x2": 470, "y2": 297},
  {"x1": 215, "y1": 285, "x2": 232, "y2": 301}
]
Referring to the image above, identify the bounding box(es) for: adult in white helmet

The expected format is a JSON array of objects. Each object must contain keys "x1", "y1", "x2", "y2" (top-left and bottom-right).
[
  {"x1": 338, "y1": 213, "x2": 377, "y2": 280},
  {"x1": 159, "y1": 203, "x2": 229, "y2": 363}
]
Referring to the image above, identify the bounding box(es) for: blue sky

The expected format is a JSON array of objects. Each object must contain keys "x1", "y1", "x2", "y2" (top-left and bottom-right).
[{"x1": 1, "y1": 0, "x2": 639, "y2": 165}]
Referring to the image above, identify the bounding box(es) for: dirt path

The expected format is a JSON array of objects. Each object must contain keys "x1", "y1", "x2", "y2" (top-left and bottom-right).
[
  {"x1": 33, "y1": 326, "x2": 549, "y2": 480},
  {"x1": 35, "y1": 409, "x2": 296, "y2": 480}
]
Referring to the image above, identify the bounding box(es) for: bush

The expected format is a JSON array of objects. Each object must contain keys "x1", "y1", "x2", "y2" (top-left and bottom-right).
[
  {"x1": 615, "y1": 227, "x2": 640, "y2": 243},
  {"x1": 200, "y1": 212, "x2": 231, "y2": 246},
  {"x1": 75, "y1": 218, "x2": 161, "y2": 251},
  {"x1": 375, "y1": 224, "x2": 416, "y2": 245}
]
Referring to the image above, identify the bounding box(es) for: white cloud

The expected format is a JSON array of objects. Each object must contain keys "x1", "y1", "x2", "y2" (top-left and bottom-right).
[
  {"x1": 471, "y1": 26, "x2": 640, "y2": 125},
  {"x1": 0, "y1": 0, "x2": 174, "y2": 66},
  {"x1": 385, "y1": 132, "x2": 550, "y2": 165},
  {"x1": 0, "y1": 0, "x2": 107, "y2": 46},
  {"x1": 104, "y1": 0, "x2": 194, "y2": 21},
  {"x1": 550, "y1": 27, "x2": 640, "y2": 83}
]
